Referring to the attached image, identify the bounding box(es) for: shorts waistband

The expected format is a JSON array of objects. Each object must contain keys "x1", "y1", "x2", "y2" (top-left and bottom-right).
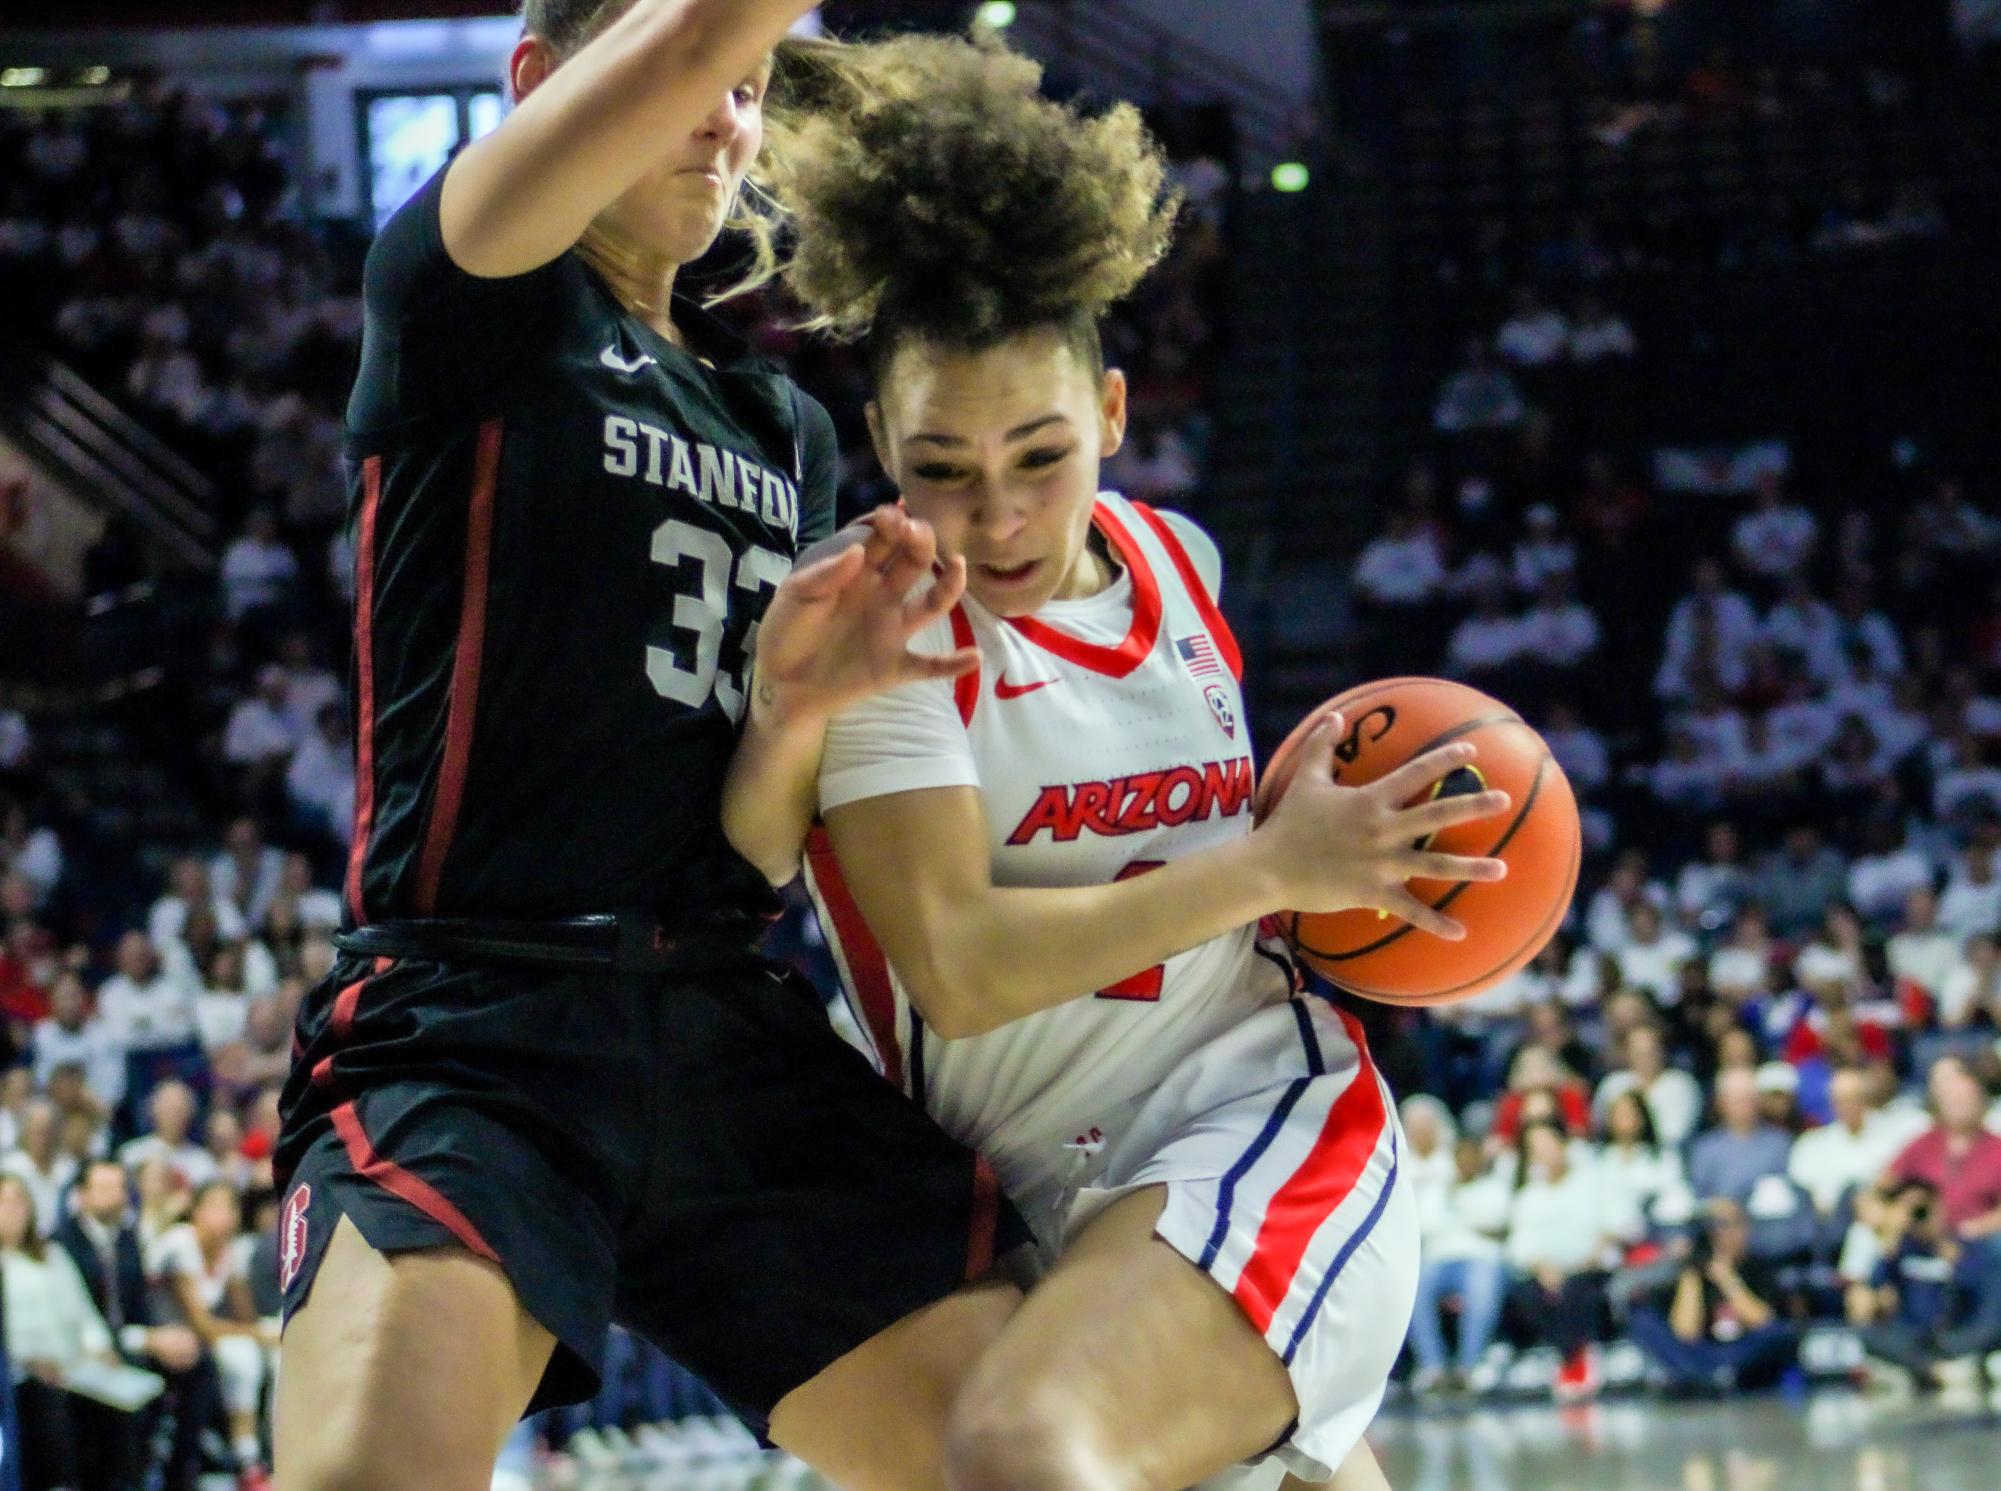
[{"x1": 332, "y1": 911, "x2": 763, "y2": 976}]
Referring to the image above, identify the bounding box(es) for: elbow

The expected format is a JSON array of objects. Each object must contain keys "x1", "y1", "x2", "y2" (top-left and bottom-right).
[{"x1": 901, "y1": 953, "x2": 1002, "y2": 1041}]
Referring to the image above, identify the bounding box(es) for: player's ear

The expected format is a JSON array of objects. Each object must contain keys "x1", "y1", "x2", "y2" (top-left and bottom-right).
[
  {"x1": 510, "y1": 35, "x2": 556, "y2": 104},
  {"x1": 1098, "y1": 367, "x2": 1128, "y2": 461},
  {"x1": 864, "y1": 401, "x2": 895, "y2": 485}
]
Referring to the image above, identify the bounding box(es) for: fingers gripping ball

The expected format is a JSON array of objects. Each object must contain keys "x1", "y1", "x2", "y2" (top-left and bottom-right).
[{"x1": 1257, "y1": 677, "x2": 1581, "y2": 1006}]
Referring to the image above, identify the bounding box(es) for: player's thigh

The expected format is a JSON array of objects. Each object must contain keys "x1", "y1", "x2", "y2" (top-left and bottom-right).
[
  {"x1": 768, "y1": 1272, "x2": 1023, "y2": 1491},
  {"x1": 950, "y1": 1185, "x2": 1298, "y2": 1491},
  {"x1": 274, "y1": 1214, "x2": 554, "y2": 1491}
]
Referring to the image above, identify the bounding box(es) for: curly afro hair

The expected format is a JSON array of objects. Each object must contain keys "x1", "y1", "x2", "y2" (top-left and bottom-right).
[{"x1": 747, "y1": 31, "x2": 1180, "y2": 375}]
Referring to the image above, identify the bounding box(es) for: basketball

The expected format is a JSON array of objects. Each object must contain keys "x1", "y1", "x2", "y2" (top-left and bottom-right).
[{"x1": 1256, "y1": 677, "x2": 1581, "y2": 1006}]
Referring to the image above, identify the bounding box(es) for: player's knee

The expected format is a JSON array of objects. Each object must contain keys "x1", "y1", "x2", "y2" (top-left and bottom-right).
[{"x1": 943, "y1": 1382, "x2": 1120, "y2": 1491}]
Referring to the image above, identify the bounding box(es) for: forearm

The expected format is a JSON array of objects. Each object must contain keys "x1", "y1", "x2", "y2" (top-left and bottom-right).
[
  {"x1": 939, "y1": 836, "x2": 1286, "y2": 1034},
  {"x1": 722, "y1": 688, "x2": 827, "y2": 886},
  {"x1": 1669, "y1": 1271, "x2": 1705, "y2": 1340},
  {"x1": 445, "y1": 0, "x2": 815, "y2": 274}
]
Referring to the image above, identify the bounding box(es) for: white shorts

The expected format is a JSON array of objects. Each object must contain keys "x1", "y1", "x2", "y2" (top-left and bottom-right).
[{"x1": 1061, "y1": 996, "x2": 1415, "y2": 1483}]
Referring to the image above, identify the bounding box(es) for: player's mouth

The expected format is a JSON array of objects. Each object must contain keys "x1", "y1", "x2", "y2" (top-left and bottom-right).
[
  {"x1": 978, "y1": 558, "x2": 1042, "y2": 589},
  {"x1": 677, "y1": 167, "x2": 727, "y2": 188}
]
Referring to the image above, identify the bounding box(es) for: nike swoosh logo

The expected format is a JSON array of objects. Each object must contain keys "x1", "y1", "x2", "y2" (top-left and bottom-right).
[
  {"x1": 600, "y1": 346, "x2": 658, "y2": 374},
  {"x1": 995, "y1": 675, "x2": 1059, "y2": 700}
]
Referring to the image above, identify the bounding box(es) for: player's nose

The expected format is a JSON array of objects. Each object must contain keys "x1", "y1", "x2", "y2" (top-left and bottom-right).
[{"x1": 692, "y1": 91, "x2": 745, "y2": 148}]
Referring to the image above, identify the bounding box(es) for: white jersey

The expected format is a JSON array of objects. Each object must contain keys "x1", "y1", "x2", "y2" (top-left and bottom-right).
[
  {"x1": 810, "y1": 493, "x2": 1289, "y2": 1226},
  {"x1": 810, "y1": 493, "x2": 1412, "y2": 1482}
]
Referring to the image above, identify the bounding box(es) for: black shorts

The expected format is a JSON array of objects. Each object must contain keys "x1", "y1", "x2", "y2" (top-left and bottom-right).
[{"x1": 275, "y1": 952, "x2": 1023, "y2": 1427}]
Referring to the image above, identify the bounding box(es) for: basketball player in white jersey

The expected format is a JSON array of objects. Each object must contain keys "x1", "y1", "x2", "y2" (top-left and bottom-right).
[{"x1": 720, "y1": 36, "x2": 1513, "y2": 1491}]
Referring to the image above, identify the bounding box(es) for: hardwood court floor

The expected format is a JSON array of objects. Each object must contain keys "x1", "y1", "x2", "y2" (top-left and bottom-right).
[{"x1": 557, "y1": 1391, "x2": 2001, "y2": 1490}]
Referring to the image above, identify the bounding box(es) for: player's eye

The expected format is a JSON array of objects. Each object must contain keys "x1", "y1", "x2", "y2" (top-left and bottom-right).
[
  {"x1": 912, "y1": 463, "x2": 968, "y2": 485},
  {"x1": 1020, "y1": 446, "x2": 1072, "y2": 471},
  {"x1": 733, "y1": 80, "x2": 765, "y2": 108}
]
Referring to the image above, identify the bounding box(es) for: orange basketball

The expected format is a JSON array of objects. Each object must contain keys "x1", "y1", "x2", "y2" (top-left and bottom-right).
[{"x1": 1256, "y1": 677, "x2": 1581, "y2": 1006}]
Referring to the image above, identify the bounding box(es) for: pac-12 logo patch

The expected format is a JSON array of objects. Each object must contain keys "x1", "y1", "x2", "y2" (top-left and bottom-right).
[
  {"x1": 1204, "y1": 684, "x2": 1237, "y2": 740},
  {"x1": 279, "y1": 1183, "x2": 311, "y2": 1292}
]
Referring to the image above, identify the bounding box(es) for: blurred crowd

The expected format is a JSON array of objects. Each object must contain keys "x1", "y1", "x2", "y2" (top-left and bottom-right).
[
  {"x1": 1352, "y1": 51, "x2": 2001, "y2": 1410},
  {"x1": 0, "y1": 74, "x2": 1235, "y2": 1491}
]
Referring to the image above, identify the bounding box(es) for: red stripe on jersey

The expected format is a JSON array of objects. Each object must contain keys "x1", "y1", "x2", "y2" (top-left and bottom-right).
[
  {"x1": 331, "y1": 1100, "x2": 500, "y2": 1264},
  {"x1": 805, "y1": 826, "x2": 903, "y2": 1087},
  {"x1": 329, "y1": 956, "x2": 394, "y2": 1045},
  {"x1": 414, "y1": 418, "x2": 503, "y2": 914},
  {"x1": 1231, "y1": 1006, "x2": 1389, "y2": 1333},
  {"x1": 950, "y1": 604, "x2": 980, "y2": 725},
  {"x1": 1005, "y1": 501, "x2": 1162, "y2": 678},
  {"x1": 1131, "y1": 502, "x2": 1243, "y2": 680},
  {"x1": 344, "y1": 455, "x2": 385, "y2": 922},
  {"x1": 966, "y1": 1154, "x2": 1001, "y2": 1280}
]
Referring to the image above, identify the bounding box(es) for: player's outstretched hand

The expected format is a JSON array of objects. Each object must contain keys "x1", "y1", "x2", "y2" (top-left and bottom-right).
[
  {"x1": 1254, "y1": 712, "x2": 1511, "y2": 940},
  {"x1": 753, "y1": 505, "x2": 979, "y2": 728}
]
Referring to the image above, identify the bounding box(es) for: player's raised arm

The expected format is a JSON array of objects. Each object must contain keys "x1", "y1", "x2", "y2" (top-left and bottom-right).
[{"x1": 440, "y1": 0, "x2": 816, "y2": 278}]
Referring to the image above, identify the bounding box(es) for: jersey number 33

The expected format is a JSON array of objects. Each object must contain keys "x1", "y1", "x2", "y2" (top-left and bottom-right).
[{"x1": 647, "y1": 517, "x2": 791, "y2": 721}]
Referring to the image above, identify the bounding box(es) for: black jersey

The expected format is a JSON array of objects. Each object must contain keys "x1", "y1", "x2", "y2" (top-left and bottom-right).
[{"x1": 339, "y1": 165, "x2": 836, "y2": 925}]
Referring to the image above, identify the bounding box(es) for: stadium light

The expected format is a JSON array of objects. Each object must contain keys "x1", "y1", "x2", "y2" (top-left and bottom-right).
[
  {"x1": 1, "y1": 67, "x2": 49, "y2": 88},
  {"x1": 1272, "y1": 161, "x2": 1310, "y2": 193},
  {"x1": 79, "y1": 66, "x2": 111, "y2": 86},
  {"x1": 975, "y1": 2, "x2": 1018, "y2": 29}
]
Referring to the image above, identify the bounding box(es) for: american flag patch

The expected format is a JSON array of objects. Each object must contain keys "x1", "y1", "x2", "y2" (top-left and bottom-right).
[{"x1": 1175, "y1": 634, "x2": 1223, "y2": 678}]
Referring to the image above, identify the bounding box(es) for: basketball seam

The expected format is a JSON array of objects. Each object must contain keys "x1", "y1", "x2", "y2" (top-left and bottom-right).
[
  {"x1": 1305, "y1": 802, "x2": 1580, "y2": 1002},
  {"x1": 1296, "y1": 746, "x2": 1551, "y2": 963}
]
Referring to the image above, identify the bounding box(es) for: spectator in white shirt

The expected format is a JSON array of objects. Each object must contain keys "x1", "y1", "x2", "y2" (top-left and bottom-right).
[
  {"x1": 1637, "y1": 725, "x2": 1730, "y2": 815},
  {"x1": 1828, "y1": 580, "x2": 1905, "y2": 677},
  {"x1": 1847, "y1": 817, "x2": 1936, "y2": 930},
  {"x1": 1788, "y1": 1068, "x2": 1908, "y2": 1216},
  {"x1": 1731, "y1": 477, "x2": 1819, "y2": 582},
  {"x1": 1677, "y1": 821, "x2": 1753, "y2": 932},
  {"x1": 217, "y1": 507, "x2": 298, "y2": 623},
  {"x1": 149, "y1": 1181, "x2": 273, "y2": 1475},
  {"x1": 1933, "y1": 734, "x2": 2001, "y2": 824},
  {"x1": 1511, "y1": 504, "x2": 1577, "y2": 594},
  {"x1": 1586, "y1": 851, "x2": 1671, "y2": 954},
  {"x1": 1656, "y1": 559, "x2": 1762, "y2": 702},
  {"x1": 1938, "y1": 932, "x2": 2000, "y2": 1028},
  {"x1": 1614, "y1": 902, "x2": 1699, "y2": 1007},
  {"x1": 269, "y1": 852, "x2": 342, "y2": 935},
  {"x1": 96, "y1": 930, "x2": 198, "y2": 1056},
  {"x1": 1595, "y1": 1088, "x2": 1691, "y2": 1236},
  {"x1": 1709, "y1": 905, "x2": 1776, "y2": 1004},
  {"x1": 117, "y1": 1081, "x2": 217, "y2": 1191},
  {"x1": 1762, "y1": 575, "x2": 1844, "y2": 688},
  {"x1": 209, "y1": 817, "x2": 284, "y2": 929},
  {"x1": 1568, "y1": 291, "x2": 1637, "y2": 365},
  {"x1": 1516, "y1": 572, "x2": 1600, "y2": 670},
  {"x1": 1541, "y1": 701, "x2": 1609, "y2": 794},
  {"x1": 0, "y1": 1174, "x2": 125, "y2": 1488},
  {"x1": 1351, "y1": 509, "x2": 1447, "y2": 607},
  {"x1": 1596, "y1": 1024, "x2": 1705, "y2": 1148},
  {"x1": 1495, "y1": 284, "x2": 1571, "y2": 368},
  {"x1": 1, "y1": 1099, "x2": 76, "y2": 1237},
  {"x1": 222, "y1": 664, "x2": 303, "y2": 774},
  {"x1": 1446, "y1": 579, "x2": 1524, "y2": 678},
  {"x1": 273, "y1": 631, "x2": 341, "y2": 739},
  {"x1": 1408, "y1": 1137, "x2": 1512, "y2": 1391},
  {"x1": 286, "y1": 703, "x2": 355, "y2": 840},
  {"x1": 147, "y1": 855, "x2": 249, "y2": 950},
  {"x1": 1937, "y1": 844, "x2": 2001, "y2": 940},
  {"x1": 1505, "y1": 1121, "x2": 1616, "y2": 1396},
  {"x1": 31, "y1": 974, "x2": 127, "y2": 1114},
  {"x1": 1435, "y1": 337, "x2": 1527, "y2": 432},
  {"x1": 1889, "y1": 886, "x2": 1963, "y2": 1007}
]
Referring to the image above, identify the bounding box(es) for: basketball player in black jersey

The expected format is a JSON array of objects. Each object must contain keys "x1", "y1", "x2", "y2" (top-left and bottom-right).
[{"x1": 270, "y1": 5, "x2": 1029, "y2": 1489}]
